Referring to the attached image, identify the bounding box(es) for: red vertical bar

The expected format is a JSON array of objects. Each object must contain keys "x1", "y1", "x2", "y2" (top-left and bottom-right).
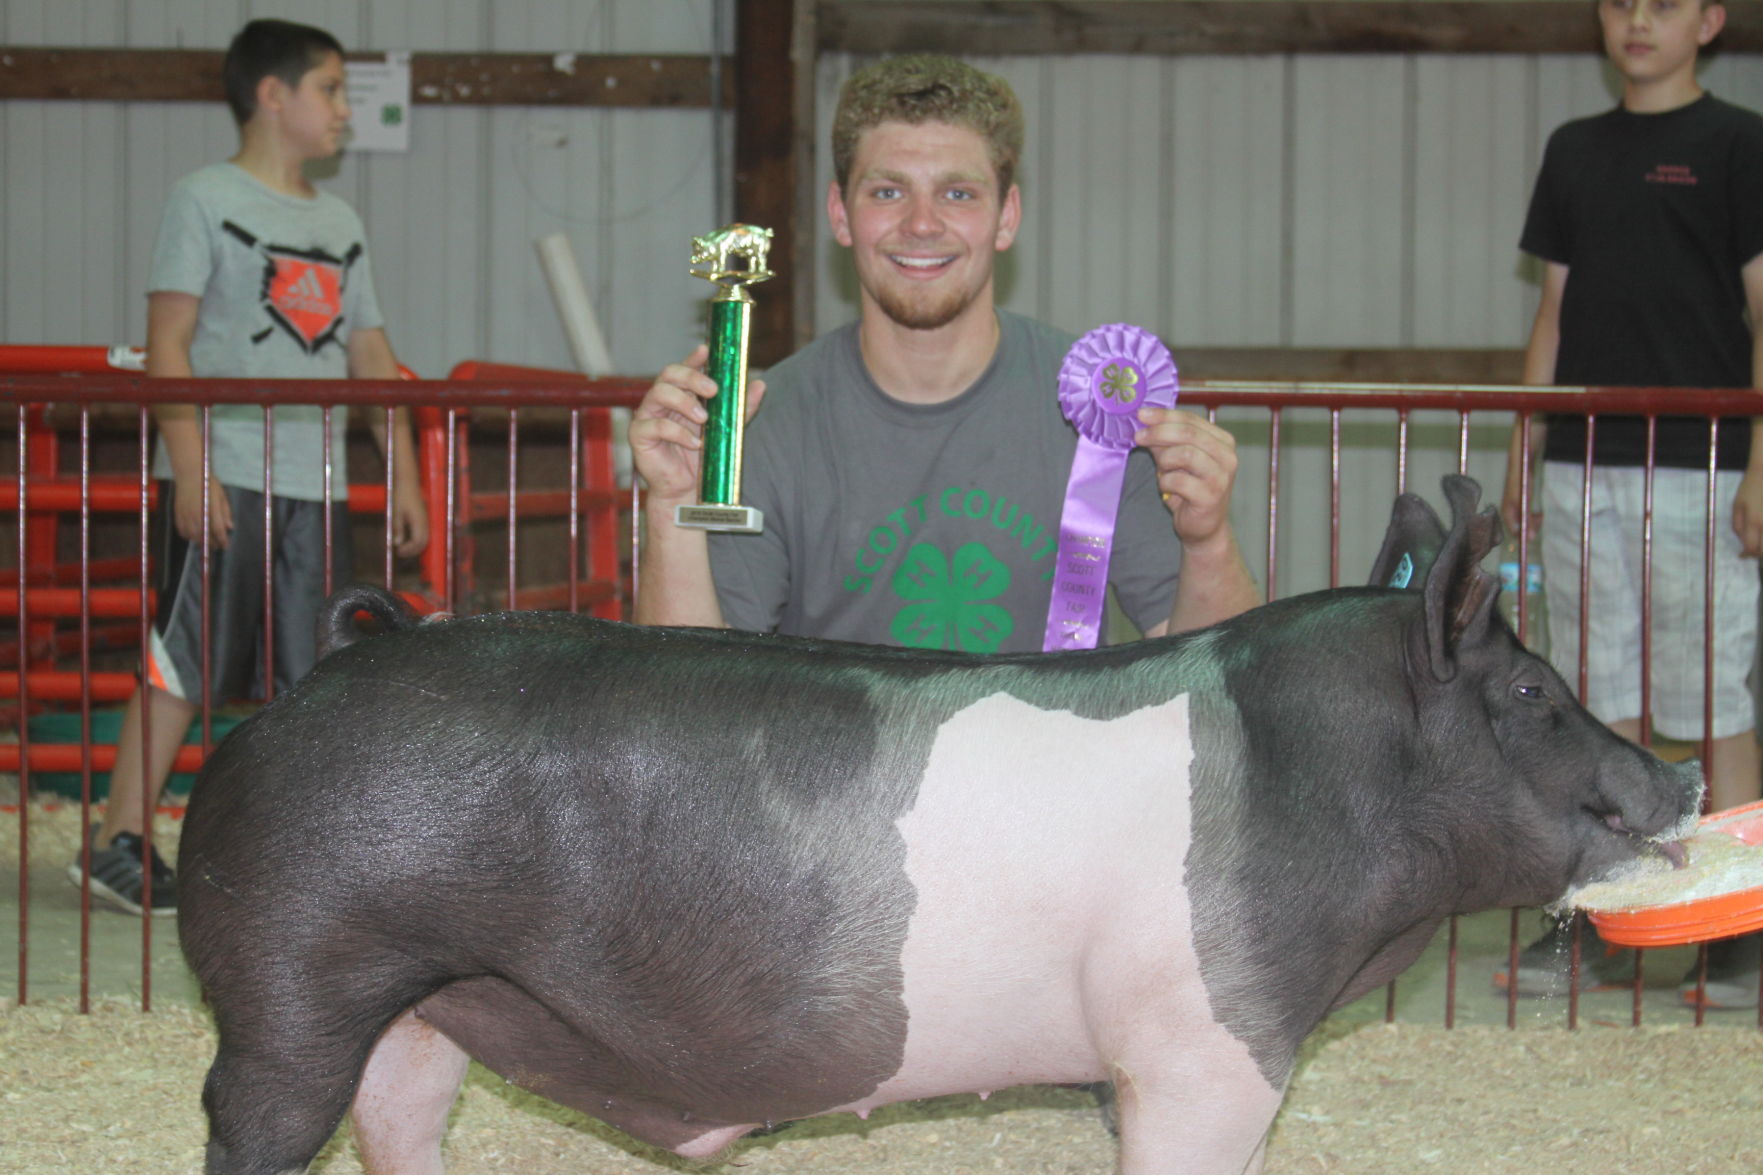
[
  {"x1": 1328, "y1": 409, "x2": 1341, "y2": 589},
  {"x1": 585, "y1": 408, "x2": 618, "y2": 620},
  {"x1": 1506, "y1": 908, "x2": 1521, "y2": 1029},
  {"x1": 1632, "y1": 940, "x2": 1646, "y2": 1028},
  {"x1": 445, "y1": 411, "x2": 461, "y2": 613},
  {"x1": 455, "y1": 414, "x2": 473, "y2": 614},
  {"x1": 1688, "y1": 421, "x2": 1720, "y2": 1030},
  {"x1": 1701, "y1": 422, "x2": 1717, "y2": 788},
  {"x1": 1565, "y1": 416, "x2": 1598, "y2": 1030},
  {"x1": 77, "y1": 408, "x2": 93, "y2": 1014},
  {"x1": 136, "y1": 407, "x2": 155, "y2": 1013},
  {"x1": 199, "y1": 408, "x2": 213, "y2": 752},
  {"x1": 568, "y1": 408, "x2": 582, "y2": 613},
  {"x1": 1395, "y1": 409, "x2": 1410, "y2": 497},
  {"x1": 1389, "y1": 402, "x2": 1415, "y2": 1024},
  {"x1": 1567, "y1": 915, "x2": 1582, "y2": 1030},
  {"x1": 1515, "y1": 412, "x2": 1534, "y2": 647},
  {"x1": 1577, "y1": 418, "x2": 1596, "y2": 707},
  {"x1": 383, "y1": 406, "x2": 396, "y2": 590},
  {"x1": 15, "y1": 406, "x2": 31, "y2": 1007},
  {"x1": 415, "y1": 407, "x2": 451, "y2": 609},
  {"x1": 24, "y1": 407, "x2": 58, "y2": 674},
  {"x1": 1444, "y1": 914, "x2": 1458, "y2": 1029},
  {"x1": 629, "y1": 481, "x2": 642, "y2": 611},
  {"x1": 1640, "y1": 419, "x2": 1656, "y2": 747},
  {"x1": 1265, "y1": 409, "x2": 1281, "y2": 603},
  {"x1": 506, "y1": 410, "x2": 519, "y2": 610},
  {"x1": 1692, "y1": 944, "x2": 1709, "y2": 1029},
  {"x1": 1507, "y1": 413, "x2": 1537, "y2": 1030},
  {"x1": 262, "y1": 406, "x2": 276, "y2": 702},
  {"x1": 321, "y1": 406, "x2": 335, "y2": 597}
]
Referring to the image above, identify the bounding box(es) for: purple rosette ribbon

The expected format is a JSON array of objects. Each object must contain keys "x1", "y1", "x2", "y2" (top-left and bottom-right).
[{"x1": 1042, "y1": 324, "x2": 1179, "y2": 651}]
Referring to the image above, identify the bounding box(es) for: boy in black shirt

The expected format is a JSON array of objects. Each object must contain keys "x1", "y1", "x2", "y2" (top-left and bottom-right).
[{"x1": 1501, "y1": 0, "x2": 1763, "y2": 1007}]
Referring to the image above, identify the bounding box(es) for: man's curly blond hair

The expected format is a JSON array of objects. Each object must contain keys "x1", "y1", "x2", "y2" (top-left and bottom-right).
[{"x1": 831, "y1": 55, "x2": 1024, "y2": 194}]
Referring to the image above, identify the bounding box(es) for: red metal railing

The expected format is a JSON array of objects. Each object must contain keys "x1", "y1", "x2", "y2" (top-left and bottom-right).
[
  {"x1": 2, "y1": 360, "x2": 643, "y2": 1012},
  {"x1": 4, "y1": 369, "x2": 1759, "y2": 1029}
]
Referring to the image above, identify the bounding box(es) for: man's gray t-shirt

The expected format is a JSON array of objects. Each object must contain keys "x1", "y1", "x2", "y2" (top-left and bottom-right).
[
  {"x1": 146, "y1": 162, "x2": 384, "y2": 500},
  {"x1": 707, "y1": 311, "x2": 1181, "y2": 652}
]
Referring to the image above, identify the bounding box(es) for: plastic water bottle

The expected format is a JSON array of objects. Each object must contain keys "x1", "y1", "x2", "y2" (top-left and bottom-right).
[{"x1": 1497, "y1": 539, "x2": 1549, "y2": 658}]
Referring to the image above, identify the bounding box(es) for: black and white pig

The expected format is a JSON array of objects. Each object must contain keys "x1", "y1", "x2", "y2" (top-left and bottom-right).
[{"x1": 177, "y1": 476, "x2": 1700, "y2": 1175}]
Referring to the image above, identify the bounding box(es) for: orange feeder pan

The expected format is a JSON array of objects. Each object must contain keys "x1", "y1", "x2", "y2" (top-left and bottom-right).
[{"x1": 1589, "y1": 799, "x2": 1763, "y2": 948}]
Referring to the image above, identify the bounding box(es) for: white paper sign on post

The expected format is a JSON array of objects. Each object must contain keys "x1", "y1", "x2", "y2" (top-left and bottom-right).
[{"x1": 345, "y1": 54, "x2": 412, "y2": 153}]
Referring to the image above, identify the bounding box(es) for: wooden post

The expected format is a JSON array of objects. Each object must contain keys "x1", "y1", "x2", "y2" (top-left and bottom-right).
[{"x1": 735, "y1": 0, "x2": 818, "y2": 365}]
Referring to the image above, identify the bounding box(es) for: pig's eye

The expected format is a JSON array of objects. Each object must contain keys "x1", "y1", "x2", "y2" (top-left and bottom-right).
[{"x1": 1514, "y1": 682, "x2": 1545, "y2": 701}]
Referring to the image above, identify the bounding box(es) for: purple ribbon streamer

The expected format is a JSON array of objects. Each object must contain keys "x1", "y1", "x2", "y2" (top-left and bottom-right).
[{"x1": 1043, "y1": 324, "x2": 1179, "y2": 651}]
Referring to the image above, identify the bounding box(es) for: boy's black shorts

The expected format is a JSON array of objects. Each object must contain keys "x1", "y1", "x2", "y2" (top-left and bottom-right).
[{"x1": 145, "y1": 481, "x2": 353, "y2": 703}]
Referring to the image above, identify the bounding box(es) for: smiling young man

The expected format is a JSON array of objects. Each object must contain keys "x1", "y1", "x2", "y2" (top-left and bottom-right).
[
  {"x1": 632, "y1": 55, "x2": 1257, "y2": 651},
  {"x1": 1498, "y1": 0, "x2": 1763, "y2": 1004}
]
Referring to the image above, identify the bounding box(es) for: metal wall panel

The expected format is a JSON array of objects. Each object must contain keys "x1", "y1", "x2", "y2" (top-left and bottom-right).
[
  {"x1": 1704, "y1": 49, "x2": 1763, "y2": 110},
  {"x1": 1035, "y1": 56, "x2": 1173, "y2": 333},
  {"x1": 1166, "y1": 55, "x2": 1286, "y2": 347},
  {"x1": 989, "y1": 57, "x2": 1048, "y2": 323},
  {"x1": 1290, "y1": 54, "x2": 1412, "y2": 348},
  {"x1": 1411, "y1": 54, "x2": 1534, "y2": 349},
  {"x1": 810, "y1": 49, "x2": 860, "y2": 332}
]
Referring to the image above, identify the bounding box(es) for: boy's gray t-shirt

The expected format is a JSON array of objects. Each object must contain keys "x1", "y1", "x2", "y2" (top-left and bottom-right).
[
  {"x1": 707, "y1": 311, "x2": 1182, "y2": 652},
  {"x1": 146, "y1": 162, "x2": 385, "y2": 500}
]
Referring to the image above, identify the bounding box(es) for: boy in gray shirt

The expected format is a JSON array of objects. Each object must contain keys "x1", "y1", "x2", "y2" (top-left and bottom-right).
[{"x1": 69, "y1": 19, "x2": 428, "y2": 916}]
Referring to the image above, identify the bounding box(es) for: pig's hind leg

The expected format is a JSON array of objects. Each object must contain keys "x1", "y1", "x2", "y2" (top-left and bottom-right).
[
  {"x1": 193, "y1": 952, "x2": 447, "y2": 1175},
  {"x1": 199, "y1": 999, "x2": 410, "y2": 1175},
  {"x1": 350, "y1": 1008, "x2": 471, "y2": 1175}
]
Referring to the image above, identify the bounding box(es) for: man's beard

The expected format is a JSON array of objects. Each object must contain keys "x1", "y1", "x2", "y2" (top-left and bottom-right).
[{"x1": 867, "y1": 275, "x2": 978, "y2": 331}]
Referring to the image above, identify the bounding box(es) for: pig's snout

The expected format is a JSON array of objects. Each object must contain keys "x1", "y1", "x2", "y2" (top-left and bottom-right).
[{"x1": 1598, "y1": 754, "x2": 1703, "y2": 867}]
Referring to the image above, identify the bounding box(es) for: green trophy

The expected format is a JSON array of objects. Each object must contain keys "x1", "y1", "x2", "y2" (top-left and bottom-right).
[{"x1": 675, "y1": 223, "x2": 774, "y2": 534}]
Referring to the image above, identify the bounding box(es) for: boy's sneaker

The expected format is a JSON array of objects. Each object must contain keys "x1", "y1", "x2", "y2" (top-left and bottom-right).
[
  {"x1": 65, "y1": 825, "x2": 178, "y2": 916},
  {"x1": 1492, "y1": 919, "x2": 1635, "y2": 998},
  {"x1": 1679, "y1": 934, "x2": 1762, "y2": 1011}
]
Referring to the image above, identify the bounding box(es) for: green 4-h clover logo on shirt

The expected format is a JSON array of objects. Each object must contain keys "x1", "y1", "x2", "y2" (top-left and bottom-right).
[{"x1": 890, "y1": 542, "x2": 1014, "y2": 652}]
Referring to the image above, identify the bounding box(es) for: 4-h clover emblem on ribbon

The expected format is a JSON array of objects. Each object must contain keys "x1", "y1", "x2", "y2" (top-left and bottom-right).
[
  {"x1": 1099, "y1": 362, "x2": 1139, "y2": 405},
  {"x1": 889, "y1": 542, "x2": 1014, "y2": 652}
]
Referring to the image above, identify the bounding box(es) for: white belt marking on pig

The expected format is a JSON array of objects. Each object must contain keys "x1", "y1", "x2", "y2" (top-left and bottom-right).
[{"x1": 844, "y1": 690, "x2": 1281, "y2": 1163}]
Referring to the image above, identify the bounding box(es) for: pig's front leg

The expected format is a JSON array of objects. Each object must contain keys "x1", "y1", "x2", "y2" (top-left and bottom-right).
[
  {"x1": 1109, "y1": 1053, "x2": 1282, "y2": 1175},
  {"x1": 352, "y1": 1008, "x2": 471, "y2": 1175}
]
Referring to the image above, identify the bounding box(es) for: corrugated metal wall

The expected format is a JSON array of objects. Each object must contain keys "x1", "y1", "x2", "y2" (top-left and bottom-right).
[{"x1": 4, "y1": 1, "x2": 1759, "y2": 596}]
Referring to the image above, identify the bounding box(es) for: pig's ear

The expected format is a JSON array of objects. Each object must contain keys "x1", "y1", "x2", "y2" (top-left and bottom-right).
[
  {"x1": 1367, "y1": 493, "x2": 1446, "y2": 590},
  {"x1": 1418, "y1": 475, "x2": 1505, "y2": 681}
]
